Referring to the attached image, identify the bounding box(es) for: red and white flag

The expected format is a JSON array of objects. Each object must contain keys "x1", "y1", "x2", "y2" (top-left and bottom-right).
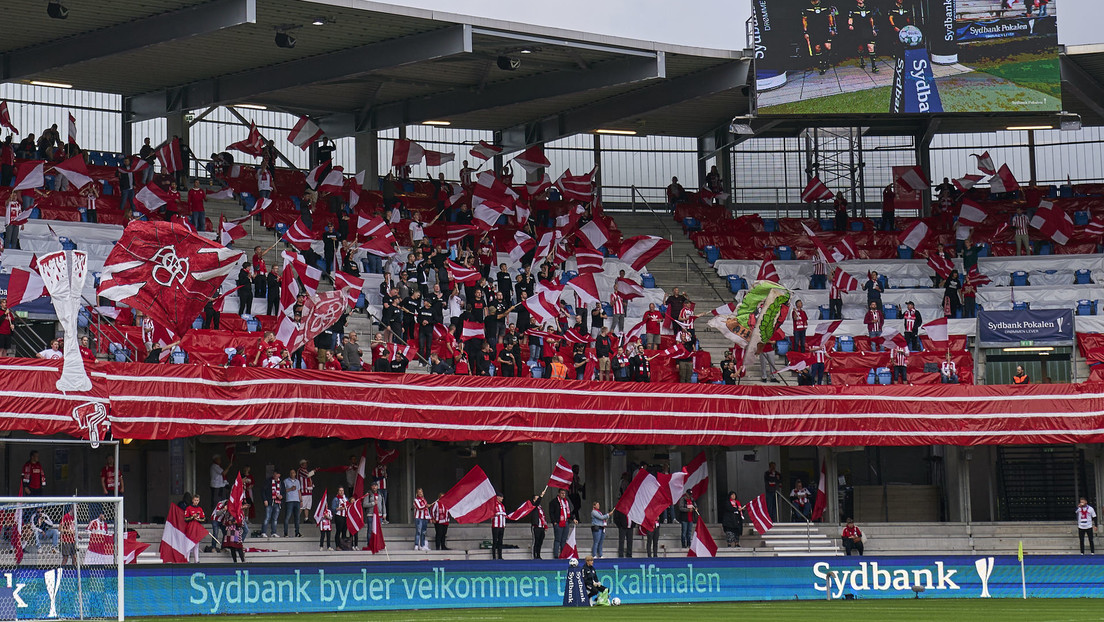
[
  {"x1": 896, "y1": 165, "x2": 929, "y2": 192},
  {"x1": 283, "y1": 250, "x2": 322, "y2": 301},
  {"x1": 924, "y1": 316, "x2": 949, "y2": 346},
  {"x1": 288, "y1": 115, "x2": 324, "y2": 150},
  {"x1": 157, "y1": 138, "x2": 183, "y2": 174},
  {"x1": 989, "y1": 164, "x2": 1020, "y2": 194},
  {"x1": 123, "y1": 535, "x2": 149, "y2": 564},
  {"x1": 469, "y1": 140, "x2": 503, "y2": 161},
  {"x1": 567, "y1": 272, "x2": 601, "y2": 306},
  {"x1": 711, "y1": 302, "x2": 738, "y2": 316},
  {"x1": 282, "y1": 217, "x2": 316, "y2": 251},
  {"x1": 335, "y1": 270, "x2": 366, "y2": 307},
  {"x1": 347, "y1": 447, "x2": 367, "y2": 534},
  {"x1": 532, "y1": 231, "x2": 557, "y2": 265},
  {"x1": 687, "y1": 519, "x2": 717, "y2": 558},
  {"x1": 512, "y1": 145, "x2": 550, "y2": 174},
  {"x1": 927, "y1": 254, "x2": 954, "y2": 279},
  {"x1": 356, "y1": 215, "x2": 396, "y2": 243},
  {"x1": 472, "y1": 201, "x2": 508, "y2": 231},
  {"x1": 1085, "y1": 216, "x2": 1104, "y2": 238},
  {"x1": 526, "y1": 172, "x2": 552, "y2": 197},
  {"x1": 506, "y1": 500, "x2": 536, "y2": 521},
  {"x1": 547, "y1": 456, "x2": 574, "y2": 490},
  {"x1": 958, "y1": 199, "x2": 988, "y2": 226},
  {"x1": 6, "y1": 267, "x2": 47, "y2": 306},
  {"x1": 562, "y1": 327, "x2": 590, "y2": 345},
  {"x1": 831, "y1": 268, "x2": 859, "y2": 292},
  {"x1": 385, "y1": 342, "x2": 418, "y2": 363},
  {"x1": 424, "y1": 149, "x2": 455, "y2": 166},
  {"x1": 227, "y1": 122, "x2": 265, "y2": 157},
  {"x1": 757, "y1": 258, "x2": 779, "y2": 283},
  {"x1": 506, "y1": 231, "x2": 536, "y2": 264},
  {"x1": 954, "y1": 174, "x2": 984, "y2": 192},
  {"x1": 12, "y1": 161, "x2": 44, "y2": 192},
  {"x1": 577, "y1": 218, "x2": 611, "y2": 250},
  {"x1": 800, "y1": 223, "x2": 833, "y2": 264},
  {"x1": 811, "y1": 458, "x2": 828, "y2": 521},
  {"x1": 5, "y1": 203, "x2": 30, "y2": 228},
  {"x1": 830, "y1": 235, "x2": 859, "y2": 262},
  {"x1": 898, "y1": 220, "x2": 932, "y2": 251},
  {"x1": 660, "y1": 342, "x2": 690, "y2": 360},
  {"x1": 305, "y1": 160, "x2": 330, "y2": 190},
  {"x1": 776, "y1": 360, "x2": 809, "y2": 374},
  {"x1": 1030, "y1": 201, "x2": 1074, "y2": 245},
  {"x1": 159, "y1": 503, "x2": 207, "y2": 563},
  {"x1": 67, "y1": 113, "x2": 77, "y2": 144},
  {"x1": 218, "y1": 215, "x2": 247, "y2": 246},
  {"x1": 746, "y1": 493, "x2": 774, "y2": 534},
  {"x1": 447, "y1": 260, "x2": 481, "y2": 285},
  {"x1": 615, "y1": 277, "x2": 645, "y2": 300},
  {"x1": 53, "y1": 155, "x2": 93, "y2": 189},
  {"x1": 318, "y1": 167, "x2": 345, "y2": 195},
  {"x1": 554, "y1": 168, "x2": 596, "y2": 202},
  {"x1": 619, "y1": 235, "x2": 672, "y2": 271},
  {"x1": 442, "y1": 466, "x2": 498, "y2": 524},
  {"x1": 227, "y1": 473, "x2": 245, "y2": 522},
  {"x1": 683, "y1": 452, "x2": 709, "y2": 500},
  {"x1": 313, "y1": 489, "x2": 329, "y2": 525},
  {"x1": 368, "y1": 503, "x2": 386, "y2": 554},
  {"x1": 574, "y1": 247, "x2": 604, "y2": 275},
  {"x1": 460, "y1": 320, "x2": 485, "y2": 342},
  {"x1": 472, "y1": 170, "x2": 518, "y2": 210},
  {"x1": 614, "y1": 468, "x2": 672, "y2": 532},
  {"x1": 559, "y1": 526, "x2": 578, "y2": 559},
  {"x1": 391, "y1": 139, "x2": 425, "y2": 168},
  {"x1": 972, "y1": 151, "x2": 997, "y2": 176},
  {"x1": 801, "y1": 176, "x2": 834, "y2": 203},
  {"x1": 966, "y1": 266, "x2": 992, "y2": 287},
  {"x1": 524, "y1": 291, "x2": 560, "y2": 326},
  {"x1": 0, "y1": 101, "x2": 18, "y2": 134}
]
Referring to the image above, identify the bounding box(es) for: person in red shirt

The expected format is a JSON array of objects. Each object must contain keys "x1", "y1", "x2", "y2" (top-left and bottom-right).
[
  {"x1": 101, "y1": 455, "x2": 123, "y2": 496},
  {"x1": 60, "y1": 511, "x2": 77, "y2": 566},
  {"x1": 79, "y1": 335, "x2": 97, "y2": 365},
  {"x1": 864, "y1": 301, "x2": 884, "y2": 351},
  {"x1": 165, "y1": 182, "x2": 182, "y2": 221},
  {"x1": 0, "y1": 299, "x2": 13, "y2": 357},
  {"x1": 0, "y1": 137, "x2": 14, "y2": 187},
  {"x1": 187, "y1": 179, "x2": 207, "y2": 232},
  {"x1": 643, "y1": 303, "x2": 663, "y2": 349},
  {"x1": 183, "y1": 494, "x2": 206, "y2": 562},
  {"x1": 791, "y1": 299, "x2": 808, "y2": 352},
  {"x1": 251, "y1": 246, "x2": 267, "y2": 275},
  {"x1": 21, "y1": 451, "x2": 46, "y2": 496},
  {"x1": 252, "y1": 331, "x2": 287, "y2": 367},
  {"x1": 842, "y1": 518, "x2": 864, "y2": 556}
]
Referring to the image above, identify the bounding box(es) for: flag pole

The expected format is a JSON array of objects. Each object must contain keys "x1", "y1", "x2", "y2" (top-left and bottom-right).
[{"x1": 1019, "y1": 540, "x2": 1026, "y2": 599}]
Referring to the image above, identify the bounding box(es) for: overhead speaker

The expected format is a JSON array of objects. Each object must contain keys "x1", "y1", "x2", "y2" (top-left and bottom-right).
[
  {"x1": 275, "y1": 32, "x2": 296, "y2": 49},
  {"x1": 497, "y1": 56, "x2": 521, "y2": 71},
  {"x1": 47, "y1": 1, "x2": 68, "y2": 19}
]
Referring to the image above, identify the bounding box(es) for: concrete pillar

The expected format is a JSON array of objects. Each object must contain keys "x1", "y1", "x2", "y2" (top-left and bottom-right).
[
  {"x1": 120, "y1": 110, "x2": 132, "y2": 156},
  {"x1": 943, "y1": 445, "x2": 973, "y2": 523},
  {"x1": 1028, "y1": 130, "x2": 1038, "y2": 186},
  {"x1": 592, "y1": 134, "x2": 602, "y2": 202},
  {"x1": 718, "y1": 129, "x2": 734, "y2": 207},
  {"x1": 824, "y1": 447, "x2": 840, "y2": 525},
  {"x1": 355, "y1": 129, "x2": 380, "y2": 191}
]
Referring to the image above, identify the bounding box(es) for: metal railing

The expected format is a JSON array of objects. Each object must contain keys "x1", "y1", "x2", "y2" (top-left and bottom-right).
[
  {"x1": 774, "y1": 490, "x2": 815, "y2": 553},
  {"x1": 627, "y1": 186, "x2": 677, "y2": 264},
  {"x1": 684, "y1": 254, "x2": 730, "y2": 304}
]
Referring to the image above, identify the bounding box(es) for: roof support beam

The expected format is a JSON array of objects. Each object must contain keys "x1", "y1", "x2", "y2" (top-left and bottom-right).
[
  {"x1": 2, "y1": 0, "x2": 257, "y2": 81},
  {"x1": 1061, "y1": 55, "x2": 1104, "y2": 121},
  {"x1": 126, "y1": 24, "x2": 473, "y2": 122},
  {"x1": 368, "y1": 53, "x2": 666, "y2": 129},
  {"x1": 503, "y1": 60, "x2": 749, "y2": 148}
]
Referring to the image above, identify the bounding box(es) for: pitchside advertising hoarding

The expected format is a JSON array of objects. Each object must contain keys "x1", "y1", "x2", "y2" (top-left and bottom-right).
[
  {"x1": 752, "y1": 0, "x2": 1061, "y2": 115},
  {"x1": 978, "y1": 309, "x2": 1074, "y2": 343}
]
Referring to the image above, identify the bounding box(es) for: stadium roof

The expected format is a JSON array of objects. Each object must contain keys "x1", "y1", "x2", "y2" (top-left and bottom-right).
[
  {"x1": 0, "y1": 0, "x2": 751, "y2": 145},
  {"x1": 2, "y1": 1, "x2": 1104, "y2": 145}
]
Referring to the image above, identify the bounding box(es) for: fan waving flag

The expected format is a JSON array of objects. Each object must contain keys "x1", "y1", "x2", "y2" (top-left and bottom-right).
[
  {"x1": 898, "y1": 220, "x2": 932, "y2": 251},
  {"x1": 346, "y1": 446, "x2": 368, "y2": 535},
  {"x1": 972, "y1": 151, "x2": 997, "y2": 176},
  {"x1": 392, "y1": 139, "x2": 425, "y2": 168},
  {"x1": 547, "y1": 456, "x2": 574, "y2": 490},
  {"x1": 683, "y1": 452, "x2": 709, "y2": 500},
  {"x1": 228, "y1": 122, "x2": 265, "y2": 157},
  {"x1": 746, "y1": 494, "x2": 774, "y2": 534},
  {"x1": 282, "y1": 217, "x2": 316, "y2": 251},
  {"x1": 469, "y1": 140, "x2": 503, "y2": 161},
  {"x1": 288, "y1": 116, "x2": 324, "y2": 150},
  {"x1": 801, "y1": 176, "x2": 834, "y2": 203},
  {"x1": 157, "y1": 137, "x2": 183, "y2": 174},
  {"x1": 559, "y1": 526, "x2": 579, "y2": 559},
  {"x1": 67, "y1": 113, "x2": 77, "y2": 144},
  {"x1": 12, "y1": 161, "x2": 44, "y2": 192},
  {"x1": 896, "y1": 165, "x2": 929, "y2": 192},
  {"x1": 53, "y1": 155, "x2": 93, "y2": 190},
  {"x1": 1030, "y1": 201, "x2": 1074, "y2": 245},
  {"x1": 159, "y1": 503, "x2": 208, "y2": 563},
  {"x1": 989, "y1": 164, "x2": 1020, "y2": 194},
  {"x1": 306, "y1": 160, "x2": 330, "y2": 190},
  {"x1": 811, "y1": 458, "x2": 828, "y2": 521},
  {"x1": 512, "y1": 145, "x2": 550, "y2": 174},
  {"x1": 227, "y1": 473, "x2": 245, "y2": 522},
  {"x1": 687, "y1": 519, "x2": 718, "y2": 558},
  {"x1": 442, "y1": 466, "x2": 498, "y2": 524},
  {"x1": 619, "y1": 235, "x2": 672, "y2": 271},
  {"x1": 0, "y1": 101, "x2": 18, "y2": 134},
  {"x1": 97, "y1": 220, "x2": 244, "y2": 338},
  {"x1": 460, "y1": 320, "x2": 485, "y2": 341},
  {"x1": 757, "y1": 258, "x2": 779, "y2": 283}
]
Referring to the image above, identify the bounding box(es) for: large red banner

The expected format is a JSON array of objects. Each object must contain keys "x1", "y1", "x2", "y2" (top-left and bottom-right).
[{"x1": 3, "y1": 357, "x2": 1104, "y2": 447}]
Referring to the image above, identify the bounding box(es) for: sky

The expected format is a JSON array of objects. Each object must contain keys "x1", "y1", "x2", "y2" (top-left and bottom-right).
[{"x1": 389, "y1": 0, "x2": 1099, "y2": 49}]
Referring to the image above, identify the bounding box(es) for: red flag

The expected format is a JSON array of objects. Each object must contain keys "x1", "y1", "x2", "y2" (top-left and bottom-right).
[
  {"x1": 460, "y1": 320, "x2": 484, "y2": 342},
  {"x1": 305, "y1": 160, "x2": 330, "y2": 190},
  {"x1": 375, "y1": 440, "x2": 399, "y2": 466},
  {"x1": 347, "y1": 446, "x2": 368, "y2": 534},
  {"x1": 157, "y1": 138, "x2": 183, "y2": 174},
  {"x1": 1086, "y1": 216, "x2": 1104, "y2": 238},
  {"x1": 756, "y1": 258, "x2": 780, "y2": 283},
  {"x1": 512, "y1": 145, "x2": 550, "y2": 174},
  {"x1": 618, "y1": 235, "x2": 672, "y2": 271},
  {"x1": 547, "y1": 456, "x2": 574, "y2": 490},
  {"x1": 282, "y1": 217, "x2": 316, "y2": 251},
  {"x1": 830, "y1": 235, "x2": 859, "y2": 262},
  {"x1": 424, "y1": 149, "x2": 455, "y2": 166},
  {"x1": 472, "y1": 200, "x2": 508, "y2": 231},
  {"x1": 469, "y1": 140, "x2": 503, "y2": 161},
  {"x1": 687, "y1": 519, "x2": 718, "y2": 558},
  {"x1": 683, "y1": 452, "x2": 709, "y2": 500},
  {"x1": 801, "y1": 176, "x2": 834, "y2": 203},
  {"x1": 132, "y1": 183, "x2": 174, "y2": 215},
  {"x1": 966, "y1": 266, "x2": 991, "y2": 287},
  {"x1": 711, "y1": 302, "x2": 738, "y2": 316},
  {"x1": 567, "y1": 272, "x2": 601, "y2": 306},
  {"x1": 472, "y1": 170, "x2": 518, "y2": 210},
  {"x1": 559, "y1": 526, "x2": 578, "y2": 559},
  {"x1": 895, "y1": 165, "x2": 929, "y2": 192},
  {"x1": 227, "y1": 122, "x2": 266, "y2": 157},
  {"x1": 574, "y1": 247, "x2": 604, "y2": 275},
  {"x1": 927, "y1": 254, "x2": 954, "y2": 280},
  {"x1": 614, "y1": 468, "x2": 672, "y2": 533},
  {"x1": 335, "y1": 270, "x2": 366, "y2": 307},
  {"x1": 954, "y1": 174, "x2": 984, "y2": 192},
  {"x1": 506, "y1": 231, "x2": 536, "y2": 264},
  {"x1": 219, "y1": 216, "x2": 247, "y2": 246},
  {"x1": 5, "y1": 267, "x2": 47, "y2": 307},
  {"x1": 577, "y1": 218, "x2": 611, "y2": 251},
  {"x1": 506, "y1": 500, "x2": 536, "y2": 521},
  {"x1": 746, "y1": 493, "x2": 774, "y2": 534},
  {"x1": 562, "y1": 327, "x2": 590, "y2": 345},
  {"x1": 313, "y1": 490, "x2": 330, "y2": 525},
  {"x1": 447, "y1": 260, "x2": 481, "y2": 285},
  {"x1": 123, "y1": 535, "x2": 150, "y2": 564},
  {"x1": 11, "y1": 161, "x2": 44, "y2": 192},
  {"x1": 924, "y1": 316, "x2": 949, "y2": 346},
  {"x1": 831, "y1": 268, "x2": 859, "y2": 292},
  {"x1": 53, "y1": 154, "x2": 93, "y2": 189},
  {"x1": 368, "y1": 503, "x2": 386, "y2": 553},
  {"x1": 391, "y1": 139, "x2": 425, "y2": 168},
  {"x1": 159, "y1": 503, "x2": 207, "y2": 563},
  {"x1": 989, "y1": 164, "x2": 1020, "y2": 194},
  {"x1": 1030, "y1": 201, "x2": 1074, "y2": 245},
  {"x1": 288, "y1": 116, "x2": 324, "y2": 150},
  {"x1": 972, "y1": 151, "x2": 996, "y2": 176},
  {"x1": 811, "y1": 458, "x2": 828, "y2": 521},
  {"x1": 523, "y1": 291, "x2": 560, "y2": 326},
  {"x1": 440, "y1": 466, "x2": 498, "y2": 524},
  {"x1": 525, "y1": 172, "x2": 552, "y2": 197},
  {"x1": 228, "y1": 473, "x2": 245, "y2": 522},
  {"x1": 67, "y1": 112, "x2": 77, "y2": 145},
  {"x1": 0, "y1": 101, "x2": 18, "y2": 134},
  {"x1": 898, "y1": 220, "x2": 932, "y2": 251},
  {"x1": 554, "y1": 168, "x2": 596, "y2": 202}
]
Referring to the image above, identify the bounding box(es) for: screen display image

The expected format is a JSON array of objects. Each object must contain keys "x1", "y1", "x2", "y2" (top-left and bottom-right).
[{"x1": 752, "y1": 0, "x2": 1061, "y2": 115}]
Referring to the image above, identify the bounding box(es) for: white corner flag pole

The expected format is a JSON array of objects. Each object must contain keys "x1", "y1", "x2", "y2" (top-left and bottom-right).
[{"x1": 1019, "y1": 540, "x2": 1026, "y2": 599}]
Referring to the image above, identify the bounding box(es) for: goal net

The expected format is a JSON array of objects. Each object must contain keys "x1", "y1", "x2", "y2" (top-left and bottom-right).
[{"x1": 0, "y1": 496, "x2": 123, "y2": 621}]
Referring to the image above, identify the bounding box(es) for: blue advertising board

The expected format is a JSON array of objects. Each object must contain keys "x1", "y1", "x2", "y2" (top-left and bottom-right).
[
  {"x1": 978, "y1": 309, "x2": 1074, "y2": 343},
  {"x1": 956, "y1": 16, "x2": 1057, "y2": 43},
  {"x1": 891, "y1": 47, "x2": 944, "y2": 114},
  {"x1": 113, "y1": 556, "x2": 1104, "y2": 617}
]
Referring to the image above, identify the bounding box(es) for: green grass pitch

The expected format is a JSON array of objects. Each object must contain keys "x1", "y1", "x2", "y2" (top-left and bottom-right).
[{"x1": 130, "y1": 599, "x2": 1104, "y2": 621}]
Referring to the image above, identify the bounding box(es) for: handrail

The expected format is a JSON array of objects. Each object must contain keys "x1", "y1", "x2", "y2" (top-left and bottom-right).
[
  {"x1": 9, "y1": 315, "x2": 49, "y2": 357},
  {"x1": 684, "y1": 253, "x2": 730, "y2": 304},
  {"x1": 774, "y1": 490, "x2": 815, "y2": 553},
  {"x1": 628, "y1": 185, "x2": 677, "y2": 264}
]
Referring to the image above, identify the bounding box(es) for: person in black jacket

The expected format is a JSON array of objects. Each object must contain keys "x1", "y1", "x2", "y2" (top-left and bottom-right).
[
  {"x1": 720, "y1": 491, "x2": 745, "y2": 547},
  {"x1": 548, "y1": 488, "x2": 576, "y2": 558},
  {"x1": 529, "y1": 492, "x2": 547, "y2": 559},
  {"x1": 236, "y1": 263, "x2": 253, "y2": 316},
  {"x1": 614, "y1": 509, "x2": 633, "y2": 558},
  {"x1": 581, "y1": 556, "x2": 608, "y2": 600},
  {"x1": 266, "y1": 266, "x2": 280, "y2": 316}
]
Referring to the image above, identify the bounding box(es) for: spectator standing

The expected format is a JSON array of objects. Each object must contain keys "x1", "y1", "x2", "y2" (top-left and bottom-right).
[
  {"x1": 528, "y1": 493, "x2": 547, "y2": 558},
  {"x1": 764, "y1": 462, "x2": 782, "y2": 520},
  {"x1": 902, "y1": 301, "x2": 922, "y2": 351},
  {"x1": 183, "y1": 495, "x2": 206, "y2": 562},
  {"x1": 643, "y1": 303, "x2": 663, "y2": 349},
  {"x1": 549, "y1": 488, "x2": 576, "y2": 557},
  {"x1": 262, "y1": 468, "x2": 283, "y2": 538},
  {"x1": 610, "y1": 290, "x2": 626, "y2": 334},
  {"x1": 614, "y1": 509, "x2": 633, "y2": 558},
  {"x1": 431, "y1": 493, "x2": 450, "y2": 551},
  {"x1": 297, "y1": 460, "x2": 314, "y2": 525},
  {"x1": 257, "y1": 166, "x2": 272, "y2": 199},
  {"x1": 645, "y1": 519, "x2": 660, "y2": 557},
  {"x1": 21, "y1": 451, "x2": 46, "y2": 496},
  {"x1": 943, "y1": 270, "x2": 961, "y2": 318},
  {"x1": 812, "y1": 344, "x2": 829, "y2": 385},
  {"x1": 412, "y1": 488, "x2": 431, "y2": 552},
  {"x1": 210, "y1": 455, "x2": 231, "y2": 506},
  {"x1": 266, "y1": 266, "x2": 281, "y2": 316},
  {"x1": 343, "y1": 332, "x2": 363, "y2": 371},
  {"x1": 138, "y1": 138, "x2": 156, "y2": 184},
  {"x1": 834, "y1": 194, "x2": 849, "y2": 231},
  {"x1": 1013, "y1": 207, "x2": 1031, "y2": 255},
  {"x1": 1077, "y1": 497, "x2": 1096, "y2": 555},
  {"x1": 792, "y1": 300, "x2": 808, "y2": 352},
  {"x1": 828, "y1": 277, "x2": 843, "y2": 320},
  {"x1": 811, "y1": 252, "x2": 828, "y2": 289},
  {"x1": 0, "y1": 300, "x2": 15, "y2": 358},
  {"x1": 666, "y1": 176, "x2": 684, "y2": 212},
  {"x1": 590, "y1": 502, "x2": 610, "y2": 558},
  {"x1": 1013, "y1": 365, "x2": 1030, "y2": 385},
  {"x1": 864, "y1": 302, "x2": 884, "y2": 351},
  {"x1": 842, "y1": 518, "x2": 865, "y2": 556},
  {"x1": 891, "y1": 345, "x2": 909, "y2": 384},
  {"x1": 331, "y1": 487, "x2": 349, "y2": 548},
  {"x1": 880, "y1": 184, "x2": 895, "y2": 231},
  {"x1": 372, "y1": 462, "x2": 389, "y2": 523},
  {"x1": 491, "y1": 494, "x2": 506, "y2": 560},
  {"x1": 187, "y1": 180, "x2": 206, "y2": 232},
  {"x1": 720, "y1": 492, "x2": 744, "y2": 547},
  {"x1": 237, "y1": 264, "x2": 254, "y2": 316},
  {"x1": 318, "y1": 509, "x2": 333, "y2": 551},
  {"x1": 677, "y1": 492, "x2": 697, "y2": 548},
  {"x1": 100, "y1": 455, "x2": 123, "y2": 496},
  {"x1": 863, "y1": 271, "x2": 883, "y2": 306}
]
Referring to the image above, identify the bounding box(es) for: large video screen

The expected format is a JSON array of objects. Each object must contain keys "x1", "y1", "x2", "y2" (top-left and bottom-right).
[{"x1": 752, "y1": 0, "x2": 1061, "y2": 115}]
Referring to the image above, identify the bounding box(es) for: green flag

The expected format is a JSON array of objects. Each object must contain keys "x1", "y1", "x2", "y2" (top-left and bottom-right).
[{"x1": 1018, "y1": 540, "x2": 1024, "y2": 562}]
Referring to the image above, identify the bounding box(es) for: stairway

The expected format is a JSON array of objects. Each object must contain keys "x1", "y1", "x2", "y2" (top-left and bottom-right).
[{"x1": 758, "y1": 522, "x2": 841, "y2": 556}]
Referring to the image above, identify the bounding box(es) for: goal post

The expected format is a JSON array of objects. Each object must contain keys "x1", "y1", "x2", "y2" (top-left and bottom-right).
[{"x1": 0, "y1": 496, "x2": 124, "y2": 621}]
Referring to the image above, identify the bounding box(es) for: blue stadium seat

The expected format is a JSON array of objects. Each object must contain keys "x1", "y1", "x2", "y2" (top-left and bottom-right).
[
  {"x1": 819, "y1": 219, "x2": 834, "y2": 231},
  {"x1": 171, "y1": 349, "x2": 188, "y2": 365},
  {"x1": 109, "y1": 343, "x2": 130, "y2": 362},
  {"x1": 1011, "y1": 271, "x2": 1029, "y2": 286},
  {"x1": 1076, "y1": 269, "x2": 1092, "y2": 284},
  {"x1": 866, "y1": 369, "x2": 877, "y2": 385},
  {"x1": 762, "y1": 219, "x2": 777, "y2": 233},
  {"x1": 77, "y1": 308, "x2": 91, "y2": 329},
  {"x1": 883, "y1": 304, "x2": 899, "y2": 319},
  {"x1": 877, "y1": 367, "x2": 892, "y2": 385},
  {"x1": 247, "y1": 316, "x2": 262, "y2": 332},
  {"x1": 837, "y1": 336, "x2": 855, "y2": 352},
  {"x1": 275, "y1": 223, "x2": 289, "y2": 238},
  {"x1": 775, "y1": 339, "x2": 790, "y2": 355},
  {"x1": 601, "y1": 302, "x2": 613, "y2": 316},
  {"x1": 683, "y1": 217, "x2": 701, "y2": 233},
  {"x1": 355, "y1": 292, "x2": 366, "y2": 310},
  {"x1": 850, "y1": 221, "x2": 864, "y2": 232},
  {"x1": 1038, "y1": 242, "x2": 1053, "y2": 255},
  {"x1": 291, "y1": 196, "x2": 301, "y2": 211},
  {"x1": 642, "y1": 273, "x2": 656, "y2": 289},
  {"x1": 819, "y1": 305, "x2": 830, "y2": 320},
  {"x1": 1060, "y1": 185, "x2": 1074, "y2": 198},
  {"x1": 726, "y1": 275, "x2": 746, "y2": 293},
  {"x1": 976, "y1": 243, "x2": 990, "y2": 257},
  {"x1": 878, "y1": 275, "x2": 889, "y2": 290},
  {"x1": 897, "y1": 245, "x2": 912, "y2": 259},
  {"x1": 774, "y1": 246, "x2": 794, "y2": 261},
  {"x1": 191, "y1": 316, "x2": 204, "y2": 330},
  {"x1": 1077, "y1": 300, "x2": 1096, "y2": 316},
  {"x1": 101, "y1": 180, "x2": 113, "y2": 195},
  {"x1": 1012, "y1": 301, "x2": 1030, "y2": 311},
  {"x1": 704, "y1": 245, "x2": 720, "y2": 265},
  {"x1": 690, "y1": 372, "x2": 699, "y2": 384},
  {"x1": 241, "y1": 194, "x2": 257, "y2": 212},
  {"x1": 1074, "y1": 211, "x2": 1090, "y2": 226}
]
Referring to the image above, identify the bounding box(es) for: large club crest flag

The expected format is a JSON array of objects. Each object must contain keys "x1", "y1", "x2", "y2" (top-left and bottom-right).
[
  {"x1": 37, "y1": 250, "x2": 91, "y2": 391},
  {"x1": 97, "y1": 220, "x2": 244, "y2": 339}
]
